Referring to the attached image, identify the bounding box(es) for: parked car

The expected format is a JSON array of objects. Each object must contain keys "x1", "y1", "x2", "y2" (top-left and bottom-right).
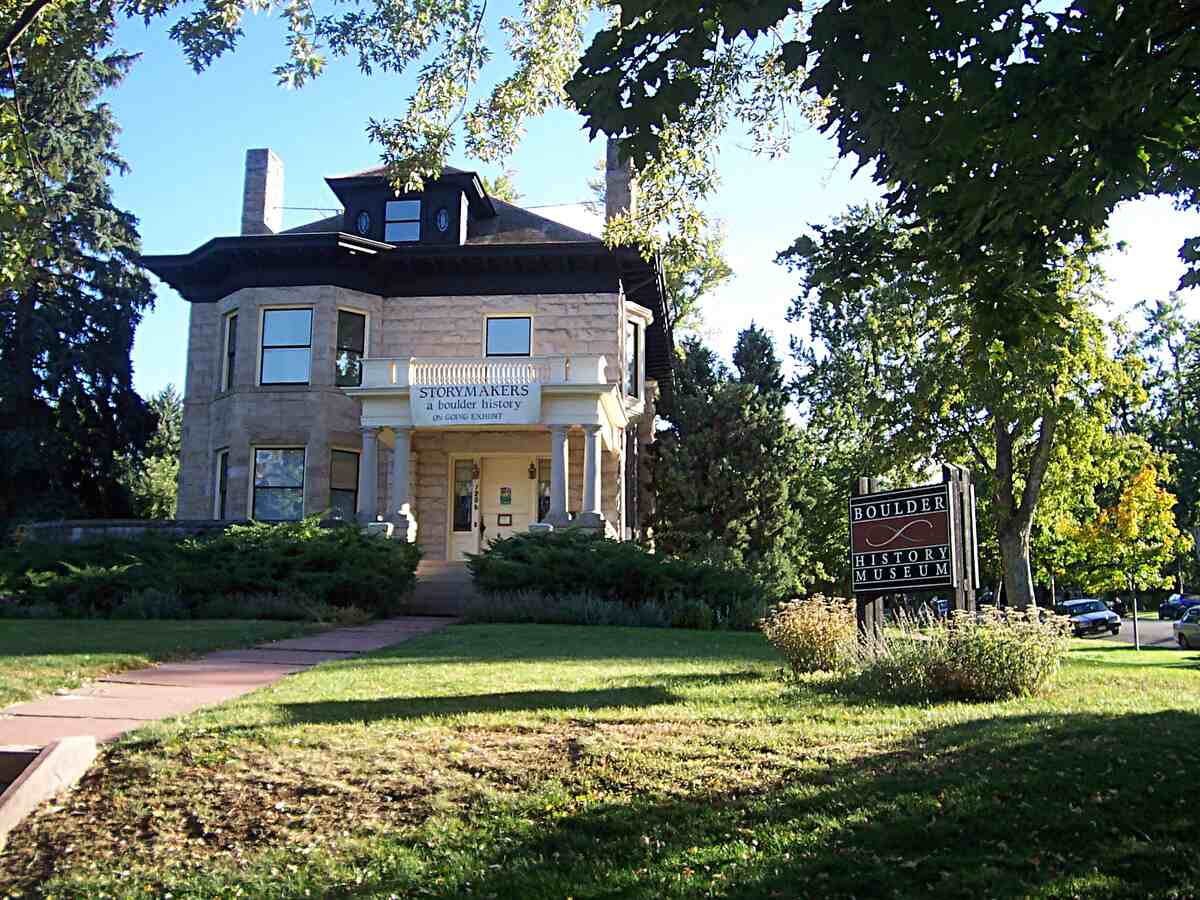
[
  {"x1": 1174, "y1": 606, "x2": 1200, "y2": 649},
  {"x1": 1055, "y1": 599, "x2": 1122, "y2": 637},
  {"x1": 1105, "y1": 596, "x2": 1129, "y2": 617},
  {"x1": 1158, "y1": 593, "x2": 1200, "y2": 620}
]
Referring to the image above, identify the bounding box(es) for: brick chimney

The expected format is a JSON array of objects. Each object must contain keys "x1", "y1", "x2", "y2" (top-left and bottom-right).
[
  {"x1": 605, "y1": 137, "x2": 636, "y2": 222},
  {"x1": 241, "y1": 148, "x2": 284, "y2": 235}
]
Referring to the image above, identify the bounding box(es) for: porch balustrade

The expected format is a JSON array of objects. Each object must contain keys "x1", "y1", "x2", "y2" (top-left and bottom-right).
[{"x1": 359, "y1": 355, "x2": 607, "y2": 389}]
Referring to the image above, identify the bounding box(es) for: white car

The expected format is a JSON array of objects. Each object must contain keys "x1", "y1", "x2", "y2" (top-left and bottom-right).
[
  {"x1": 1174, "y1": 606, "x2": 1200, "y2": 649},
  {"x1": 1055, "y1": 599, "x2": 1122, "y2": 637}
]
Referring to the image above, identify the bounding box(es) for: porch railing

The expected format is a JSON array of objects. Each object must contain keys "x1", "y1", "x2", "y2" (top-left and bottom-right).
[{"x1": 359, "y1": 355, "x2": 608, "y2": 389}]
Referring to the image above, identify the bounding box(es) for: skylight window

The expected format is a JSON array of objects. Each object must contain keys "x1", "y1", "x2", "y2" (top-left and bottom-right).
[{"x1": 385, "y1": 200, "x2": 421, "y2": 242}]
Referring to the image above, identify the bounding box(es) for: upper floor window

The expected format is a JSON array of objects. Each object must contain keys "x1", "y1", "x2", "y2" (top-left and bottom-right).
[
  {"x1": 385, "y1": 200, "x2": 421, "y2": 242},
  {"x1": 222, "y1": 313, "x2": 237, "y2": 391},
  {"x1": 260, "y1": 308, "x2": 312, "y2": 385},
  {"x1": 625, "y1": 318, "x2": 641, "y2": 399},
  {"x1": 486, "y1": 316, "x2": 531, "y2": 357},
  {"x1": 336, "y1": 310, "x2": 367, "y2": 387},
  {"x1": 253, "y1": 447, "x2": 305, "y2": 520}
]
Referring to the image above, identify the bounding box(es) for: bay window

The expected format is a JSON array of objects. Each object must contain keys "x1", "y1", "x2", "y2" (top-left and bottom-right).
[
  {"x1": 260, "y1": 308, "x2": 312, "y2": 385},
  {"x1": 335, "y1": 310, "x2": 367, "y2": 387},
  {"x1": 252, "y1": 448, "x2": 305, "y2": 520},
  {"x1": 329, "y1": 449, "x2": 360, "y2": 520}
]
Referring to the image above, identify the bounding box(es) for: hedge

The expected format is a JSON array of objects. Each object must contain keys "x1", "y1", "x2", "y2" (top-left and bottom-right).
[
  {"x1": 465, "y1": 529, "x2": 765, "y2": 630},
  {"x1": 0, "y1": 518, "x2": 421, "y2": 618}
]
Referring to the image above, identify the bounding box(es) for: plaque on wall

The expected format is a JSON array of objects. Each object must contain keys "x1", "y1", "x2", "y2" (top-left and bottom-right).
[
  {"x1": 500, "y1": 487, "x2": 512, "y2": 506},
  {"x1": 498, "y1": 514, "x2": 513, "y2": 526}
]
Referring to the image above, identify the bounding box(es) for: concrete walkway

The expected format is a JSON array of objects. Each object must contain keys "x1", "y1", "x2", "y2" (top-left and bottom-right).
[{"x1": 0, "y1": 617, "x2": 455, "y2": 750}]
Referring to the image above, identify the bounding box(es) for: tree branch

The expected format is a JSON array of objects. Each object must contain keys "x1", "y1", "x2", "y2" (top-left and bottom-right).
[
  {"x1": 1015, "y1": 408, "x2": 1060, "y2": 528},
  {"x1": 1, "y1": 0, "x2": 54, "y2": 58}
]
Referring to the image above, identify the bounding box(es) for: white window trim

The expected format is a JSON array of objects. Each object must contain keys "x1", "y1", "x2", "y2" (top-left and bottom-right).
[
  {"x1": 220, "y1": 311, "x2": 238, "y2": 393},
  {"x1": 248, "y1": 445, "x2": 307, "y2": 521},
  {"x1": 334, "y1": 306, "x2": 370, "y2": 387},
  {"x1": 624, "y1": 318, "x2": 643, "y2": 399},
  {"x1": 257, "y1": 305, "x2": 315, "y2": 387},
  {"x1": 623, "y1": 301, "x2": 654, "y2": 401},
  {"x1": 482, "y1": 313, "x2": 534, "y2": 358}
]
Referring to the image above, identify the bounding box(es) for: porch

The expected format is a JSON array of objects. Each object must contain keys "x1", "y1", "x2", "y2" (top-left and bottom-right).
[{"x1": 343, "y1": 355, "x2": 635, "y2": 560}]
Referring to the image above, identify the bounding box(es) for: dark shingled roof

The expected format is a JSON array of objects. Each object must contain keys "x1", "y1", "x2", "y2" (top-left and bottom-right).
[
  {"x1": 282, "y1": 166, "x2": 600, "y2": 245},
  {"x1": 467, "y1": 197, "x2": 598, "y2": 245},
  {"x1": 327, "y1": 163, "x2": 469, "y2": 180},
  {"x1": 281, "y1": 213, "x2": 343, "y2": 235}
]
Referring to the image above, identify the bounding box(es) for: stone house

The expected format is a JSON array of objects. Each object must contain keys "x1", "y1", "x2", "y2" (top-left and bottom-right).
[{"x1": 142, "y1": 146, "x2": 672, "y2": 567}]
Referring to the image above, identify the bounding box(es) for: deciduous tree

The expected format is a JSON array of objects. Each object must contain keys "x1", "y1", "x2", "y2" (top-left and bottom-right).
[
  {"x1": 1067, "y1": 466, "x2": 1194, "y2": 599},
  {"x1": 569, "y1": 0, "x2": 1200, "y2": 337},
  {"x1": 783, "y1": 207, "x2": 1140, "y2": 608}
]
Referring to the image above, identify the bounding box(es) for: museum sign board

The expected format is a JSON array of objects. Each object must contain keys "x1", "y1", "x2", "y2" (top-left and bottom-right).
[
  {"x1": 412, "y1": 382, "x2": 542, "y2": 427},
  {"x1": 849, "y1": 482, "x2": 957, "y2": 592}
]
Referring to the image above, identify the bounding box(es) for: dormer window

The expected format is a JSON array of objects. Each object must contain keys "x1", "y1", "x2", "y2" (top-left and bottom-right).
[{"x1": 385, "y1": 200, "x2": 421, "y2": 242}]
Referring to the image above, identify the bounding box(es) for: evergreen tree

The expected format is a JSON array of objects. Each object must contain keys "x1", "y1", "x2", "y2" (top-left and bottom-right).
[
  {"x1": 120, "y1": 384, "x2": 182, "y2": 519},
  {"x1": 0, "y1": 5, "x2": 155, "y2": 520},
  {"x1": 653, "y1": 325, "x2": 816, "y2": 600}
]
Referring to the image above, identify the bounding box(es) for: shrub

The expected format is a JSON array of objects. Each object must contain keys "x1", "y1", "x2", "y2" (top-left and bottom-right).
[
  {"x1": 466, "y1": 529, "x2": 762, "y2": 629},
  {"x1": 463, "y1": 592, "x2": 674, "y2": 628},
  {"x1": 863, "y1": 608, "x2": 1073, "y2": 701},
  {"x1": 760, "y1": 596, "x2": 859, "y2": 675},
  {"x1": 761, "y1": 600, "x2": 1074, "y2": 701},
  {"x1": 0, "y1": 518, "x2": 421, "y2": 618},
  {"x1": 111, "y1": 588, "x2": 189, "y2": 620}
]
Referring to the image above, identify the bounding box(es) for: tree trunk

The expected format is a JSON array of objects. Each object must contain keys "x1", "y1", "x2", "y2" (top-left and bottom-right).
[
  {"x1": 999, "y1": 524, "x2": 1037, "y2": 609},
  {"x1": 991, "y1": 410, "x2": 1059, "y2": 610}
]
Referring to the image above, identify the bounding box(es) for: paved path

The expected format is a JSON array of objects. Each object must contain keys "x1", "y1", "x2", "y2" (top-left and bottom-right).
[
  {"x1": 1096, "y1": 617, "x2": 1178, "y2": 649},
  {"x1": 0, "y1": 617, "x2": 455, "y2": 750}
]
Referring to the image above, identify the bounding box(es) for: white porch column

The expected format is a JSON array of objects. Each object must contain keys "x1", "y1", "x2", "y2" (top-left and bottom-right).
[
  {"x1": 391, "y1": 427, "x2": 417, "y2": 542},
  {"x1": 546, "y1": 425, "x2": 570, "y2": 526},
  {"x1": 580, "y1": 424, "x2": 604, "y2": 527},
  {"x1": 358, "y1": 427, "x2": 379, "y2": 523}
]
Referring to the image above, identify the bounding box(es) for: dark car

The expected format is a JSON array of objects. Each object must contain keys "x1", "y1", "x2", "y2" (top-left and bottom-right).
[
  {"x1": 1157, "y1": 593, "x2": 1200, "y2": 621},
  {"x1": 1055, "y1": 599, "x2": 1122, "y2": 637}
]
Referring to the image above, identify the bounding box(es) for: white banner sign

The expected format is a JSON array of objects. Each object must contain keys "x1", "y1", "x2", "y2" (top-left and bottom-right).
[{"x1": 412, "y1": 383, "x2": 541, "y2": 427}]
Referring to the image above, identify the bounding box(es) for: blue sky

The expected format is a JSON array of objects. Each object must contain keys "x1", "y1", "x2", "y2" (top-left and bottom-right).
[{"x1": 107, "y1": 8, "x2": 1200, "y2": 398}]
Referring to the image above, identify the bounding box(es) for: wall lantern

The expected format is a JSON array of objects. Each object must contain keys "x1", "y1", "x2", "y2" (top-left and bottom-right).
[
  {"x1": 528, "y1": 462, "x2": 537, "y2": 480},
  {"x1": 471, "y1": 463, "x2": 481, "y2": 480}
]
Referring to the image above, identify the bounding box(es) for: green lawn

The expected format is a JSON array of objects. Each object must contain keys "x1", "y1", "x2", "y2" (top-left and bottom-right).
[
  {"x1": 0, "y1": 619, "x2": 322, "y2": 707},
  {"x1": 2, "y1": 624, "x2": 1198, "y2": 898}
]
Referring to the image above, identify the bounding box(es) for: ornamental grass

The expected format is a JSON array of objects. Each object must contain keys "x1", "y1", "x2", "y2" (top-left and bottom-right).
[{"x1": 762, "y1": 599, "x2": 1073, "y2": 701}]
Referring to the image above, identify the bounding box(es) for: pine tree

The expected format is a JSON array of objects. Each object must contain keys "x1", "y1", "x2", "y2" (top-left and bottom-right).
[
  {"x1": 0, "y1": 5, "x2": 155, "y2": 520},
  {"x1": 119, "y1": 384, "x2": 182, "y2": 519},
  {"x1": 653, "y1": 325, "x2": 816, "y2": 600}
]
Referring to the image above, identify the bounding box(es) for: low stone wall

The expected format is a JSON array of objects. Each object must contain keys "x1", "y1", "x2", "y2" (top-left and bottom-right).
[{"x1": 19, "y1": 520, "x2": 241, "y2": 545}]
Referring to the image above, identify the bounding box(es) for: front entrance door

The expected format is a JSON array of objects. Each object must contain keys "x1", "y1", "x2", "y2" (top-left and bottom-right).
[
  {"x1": 480, "y1": 457, "x2": 535, "y2": 549},
  {"x1": 449, "y1": 458, "x2": 480, "y2": 561}
]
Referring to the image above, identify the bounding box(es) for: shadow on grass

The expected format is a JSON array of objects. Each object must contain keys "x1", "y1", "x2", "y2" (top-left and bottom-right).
[
  {"x1": 277, "y1": 686, "x2": 679, "y2": 724},
  {"x1": 329, "y1": 709, "x2": 1200, "y2": 899}
]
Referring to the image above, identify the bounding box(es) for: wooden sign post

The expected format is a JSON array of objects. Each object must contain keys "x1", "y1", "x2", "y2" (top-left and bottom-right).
[{"x1": 849, "y1": 469, "x2": 979, "y2": 635}]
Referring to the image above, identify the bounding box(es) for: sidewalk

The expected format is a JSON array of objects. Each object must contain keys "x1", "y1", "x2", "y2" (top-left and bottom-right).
[{"x1": 0, "y1": 616, "x2": 456, "y2": 750}]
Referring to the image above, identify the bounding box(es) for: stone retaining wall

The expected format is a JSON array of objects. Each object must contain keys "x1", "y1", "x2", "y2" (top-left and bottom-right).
[{"x1": 19, "y1": 520, "x2": 241, "y2": 545}]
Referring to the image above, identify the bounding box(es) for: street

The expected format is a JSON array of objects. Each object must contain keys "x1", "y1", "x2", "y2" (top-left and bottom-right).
[{"x1": 1095, "y1": 617, "x2": 1180, "y2": 649}]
